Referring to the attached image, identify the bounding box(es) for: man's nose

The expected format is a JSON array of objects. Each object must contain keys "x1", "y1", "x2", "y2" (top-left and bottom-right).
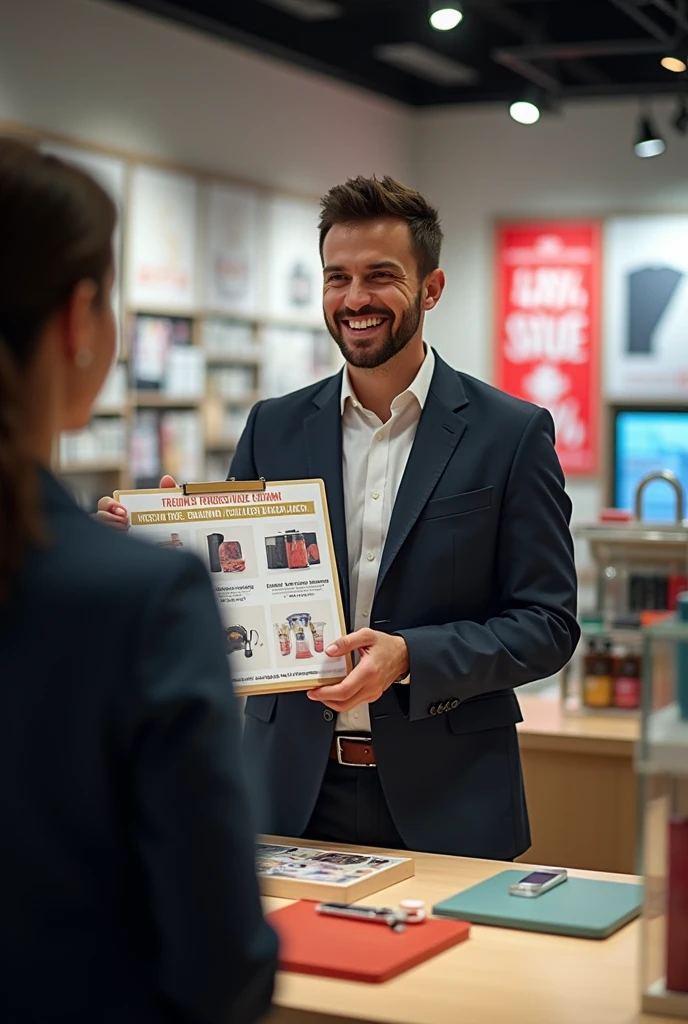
[{"x1": 345, "y1": 279, "x2": 372, "y2": 310}]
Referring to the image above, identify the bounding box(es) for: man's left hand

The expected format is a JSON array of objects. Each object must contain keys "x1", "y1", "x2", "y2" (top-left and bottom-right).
[{"x1": 307, "y1": 629, "x2": 409, "y2": 712}]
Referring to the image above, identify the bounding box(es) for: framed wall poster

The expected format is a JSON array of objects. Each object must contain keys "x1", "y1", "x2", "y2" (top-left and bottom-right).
[
  {"x1": 494, "y1": 220, "x2": 601, "y2": 476},
  {"x1": 265, "y1": 195, "x2": 323, "y2": 323},
  {"x1": 127, "y1": 165, "x2": 198, "y2": 311},
  {"x1": 202, "y1": 182, "x2": 260, "y2": 315},
  {"x1": 114, "y1": 479, "x2": 351, "y2": 695},
  {"x1": 604, "y1": 215, "x2": 688, "y2": 399}
]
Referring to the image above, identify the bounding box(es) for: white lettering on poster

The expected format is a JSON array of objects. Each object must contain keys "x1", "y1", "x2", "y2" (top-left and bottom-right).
[{"x1": 504, "y1": 310, "x2": 589, "y2": 364}]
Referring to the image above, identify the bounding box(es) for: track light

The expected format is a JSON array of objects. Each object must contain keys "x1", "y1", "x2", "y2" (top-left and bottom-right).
[
  {"x1": 673, "y1": 96, "x2": 688, "y2": 134},
  {"x1": 429, "y1": 2, "x2": 463, "y2": 31},
  {"x1": 634, "y1": 114, "x2": 666, "y2": 158}
]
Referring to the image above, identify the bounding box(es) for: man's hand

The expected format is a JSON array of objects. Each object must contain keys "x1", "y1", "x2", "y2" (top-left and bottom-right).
[
  {"x1": 307, "y1": 629, "x2": 409, "y2": 712},
  {"x1": 93, "y1": 474, "x2": 177, "y2": 530}
]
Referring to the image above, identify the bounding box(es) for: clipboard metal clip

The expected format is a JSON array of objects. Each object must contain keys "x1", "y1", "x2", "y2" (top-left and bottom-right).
[{"x1": 182, "y1": 477, "x2": 267, "y2": 496}]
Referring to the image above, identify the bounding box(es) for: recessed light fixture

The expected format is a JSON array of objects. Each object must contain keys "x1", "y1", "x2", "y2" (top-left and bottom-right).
[
  {"x1": 634, "y1": 114, "x2": 666, "y2": 158},
  {"x1": 509, "y1": 99, "x2": 540, "y2": 125},
  {"x1": 660, "y1": 35, "x2": 688, "y2": 73},
  {"x1": 661, "y1": 53, "x2": 687, "y2": 72},
  {"x1": 429, "y1": 2, "x2": 463, "y2": 32}
]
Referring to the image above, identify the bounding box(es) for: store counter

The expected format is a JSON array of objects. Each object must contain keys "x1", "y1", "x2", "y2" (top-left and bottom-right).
[
  {"x1": 263, "y1": 837, "x2": 655, "y2": 1024},
  {"x1": 517, "y1": 694, "x2": 640, "y2": 874}
]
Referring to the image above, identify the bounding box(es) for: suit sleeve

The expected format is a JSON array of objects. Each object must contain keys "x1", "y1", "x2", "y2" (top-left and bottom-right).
[
  {"x1": 227, "y1": 400, "x2": 263, "y2": 481},
  {"x1": 125, "y1": 553, "x2": 277, "y2": 1024},
  {"x1": 395, "y1": 407, "x2": 580, "y2": 722}
]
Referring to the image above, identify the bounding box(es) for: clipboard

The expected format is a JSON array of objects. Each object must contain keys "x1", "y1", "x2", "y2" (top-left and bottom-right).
[{"x1": 115, "y1": 478, "x2": 351, "y2": 696}]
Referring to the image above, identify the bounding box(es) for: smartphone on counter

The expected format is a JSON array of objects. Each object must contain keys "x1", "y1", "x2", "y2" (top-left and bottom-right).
[{"x1": 508, "y1": 868, "x2": 568, "y2": 898}]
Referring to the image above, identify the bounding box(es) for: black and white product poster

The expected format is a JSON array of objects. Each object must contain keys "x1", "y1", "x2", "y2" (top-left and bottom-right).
[{"x1": 604, "y1": 215, "x2": 688, "y2": 398}]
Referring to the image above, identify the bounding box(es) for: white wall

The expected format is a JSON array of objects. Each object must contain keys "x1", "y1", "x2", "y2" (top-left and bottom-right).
[
  {"x1": 0, "y1": 0, "x2": 411, "y2": 195},
  {"x1": 413, "y1": 98, "x2": 688, "y2": 598}
]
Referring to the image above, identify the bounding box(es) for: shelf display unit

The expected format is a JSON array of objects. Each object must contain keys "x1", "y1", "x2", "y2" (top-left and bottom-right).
[
  {"x1": 637, "y1": 619, "x2": 688, "y2": 1018},
  {"x1": 567, "y1": 471, "x2": 688, "y2": 716},
  {"x1": 24, "y1": 123, "x2": 340, "y2": 509}
]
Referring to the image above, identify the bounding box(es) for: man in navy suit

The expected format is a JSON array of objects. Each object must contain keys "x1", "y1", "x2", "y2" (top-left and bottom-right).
[
  {"x1": 230, "y1": 176, "x2": 579, "y2": 859},
  {"x1": 100, "y1": 175, "x2": 579, "y2": 860}
]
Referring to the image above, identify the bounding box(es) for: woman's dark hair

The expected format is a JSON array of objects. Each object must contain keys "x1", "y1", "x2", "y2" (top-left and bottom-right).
[
  {"x1": 318, "y1": 174, "x2": 443, "y2": 280},
  {"x1": 0, "y1": 138, "x2": 116, "y2": 602}
]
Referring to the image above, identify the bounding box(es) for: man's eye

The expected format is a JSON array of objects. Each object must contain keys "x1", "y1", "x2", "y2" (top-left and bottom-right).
[{"x1": 371, "y1": 272, "x2": 392, "y2": 279}]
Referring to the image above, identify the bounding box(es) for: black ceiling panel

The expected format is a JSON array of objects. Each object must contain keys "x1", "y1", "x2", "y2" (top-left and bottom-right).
[{"x1": 109, "y1": 0, "x2": 688, "y2": 106}]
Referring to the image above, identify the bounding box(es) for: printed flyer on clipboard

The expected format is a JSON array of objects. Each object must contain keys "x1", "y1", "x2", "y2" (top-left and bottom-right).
[{"x1": 114, "y1": 479, "x2": 350, "y2": 695}]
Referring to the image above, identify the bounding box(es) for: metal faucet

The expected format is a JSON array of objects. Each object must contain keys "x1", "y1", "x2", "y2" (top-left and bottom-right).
[{"x1": 634, "y1": 470, "x2": 685, "y2": 523}]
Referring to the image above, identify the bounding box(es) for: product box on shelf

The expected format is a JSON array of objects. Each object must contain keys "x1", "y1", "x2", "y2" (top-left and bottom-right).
[{"x1": 637, "y1": 618, "x2": 688, "y2": 1019}]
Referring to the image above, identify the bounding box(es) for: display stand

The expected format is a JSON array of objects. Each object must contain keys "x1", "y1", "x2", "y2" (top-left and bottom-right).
[
  {"x1": 637, "y1": 620, "x2": 688, "y2": 1018},
  {"x1": 570, "y1": 471, "x2": 688, "y2": 717}
]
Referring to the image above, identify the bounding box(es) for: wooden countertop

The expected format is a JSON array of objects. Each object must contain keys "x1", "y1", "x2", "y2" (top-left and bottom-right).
[
  {"x1": 517, "y1": 694, "x2": 640, "y2": 757},
  {"x1": 263, "y1": 837, "x2": 659, "y2": 1024}
]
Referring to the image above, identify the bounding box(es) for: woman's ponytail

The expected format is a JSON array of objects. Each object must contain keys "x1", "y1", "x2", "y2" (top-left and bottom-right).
[{"x1": 0, "y1": 336, "x2": 43, "y2": 602}]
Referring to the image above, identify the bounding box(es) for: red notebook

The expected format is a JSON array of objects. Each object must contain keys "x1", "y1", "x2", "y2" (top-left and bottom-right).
[{"x1": 269, "y1": 900, "x2": 471, "y2": 983}]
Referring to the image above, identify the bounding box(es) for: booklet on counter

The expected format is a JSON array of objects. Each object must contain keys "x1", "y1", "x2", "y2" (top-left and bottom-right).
[{"x1": 115, "y1": 478, "x2": 351, "y2": 695}]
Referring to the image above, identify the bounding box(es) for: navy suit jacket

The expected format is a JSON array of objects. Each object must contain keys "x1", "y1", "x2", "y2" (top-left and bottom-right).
[
  {"x1": 0, "y1": 471, "x2": 277, "y2": 1024},
  {"x1": 232, "y1": 352, "x2": 580, "y2": 859}
]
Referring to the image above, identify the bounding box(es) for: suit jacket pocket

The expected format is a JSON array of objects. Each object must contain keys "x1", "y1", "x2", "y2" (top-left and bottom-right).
[
  {"x1": 244, "y1": 693, "x2": 277, "y2": 723},
  {"x1": 446, "y1": 690, "x2": 522, "y2": 735},
  {"x1": 419, "y1": 486, "x2": 493, "y2": 522}
]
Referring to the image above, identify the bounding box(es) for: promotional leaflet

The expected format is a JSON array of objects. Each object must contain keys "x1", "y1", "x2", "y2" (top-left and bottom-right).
[{"x1": 115, "y1": 479, "x2": 350, "y2": 695}]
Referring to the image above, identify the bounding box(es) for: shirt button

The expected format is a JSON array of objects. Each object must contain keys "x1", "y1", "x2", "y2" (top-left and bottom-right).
[
  {"x1": 372, "y1": 489, "x2": 380, "y2": 500},
  {"x1": 353, "y1": 400, "x2": 359, "y2": 409},
  {"x1": 353, "y1": 712, "x2": 359, "y2": 719},
  {"x1": 361, "y1": 608, "x2": 369, "y2": 618},
  {"x1": 366, "y1": 551, "x2": 375, "y2": 562},
  {"x1": 376, "y1": 432, "x2": 383, "y2": 441}
]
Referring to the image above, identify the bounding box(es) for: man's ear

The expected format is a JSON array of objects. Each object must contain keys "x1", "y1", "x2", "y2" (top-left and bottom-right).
[{"x1": 423, "y1": 269, "x2": 445, "y2": 311}]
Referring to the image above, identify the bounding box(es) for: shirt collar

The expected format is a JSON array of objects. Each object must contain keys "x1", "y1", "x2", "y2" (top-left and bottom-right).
[{"x1": 340, "y1": 344, "x2": 435, "y2": 416}]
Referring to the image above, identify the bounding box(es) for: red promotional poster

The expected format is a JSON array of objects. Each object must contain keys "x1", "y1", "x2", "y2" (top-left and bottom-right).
[{"x1": 494, "y1": 221, "x2": 601, "y2": 475}]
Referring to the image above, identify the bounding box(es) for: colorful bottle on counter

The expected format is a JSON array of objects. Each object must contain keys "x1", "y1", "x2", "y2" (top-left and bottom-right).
[
  {"x1": 613, "y1": 648, "x2": 641, "y2": 710},
  {"x1": 583, "y1": 638, "x2": 613, "y2": 708}
]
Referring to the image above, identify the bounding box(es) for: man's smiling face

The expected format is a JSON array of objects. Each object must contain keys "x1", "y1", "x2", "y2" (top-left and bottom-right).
[{"x1": 322, "y1": 217, "x2": 424, "y2": 369}]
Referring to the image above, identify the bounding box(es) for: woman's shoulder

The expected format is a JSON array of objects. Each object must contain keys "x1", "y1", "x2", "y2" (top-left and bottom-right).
[{"x1": 43, "y1": 505, "x2": 210, "y2": 607}]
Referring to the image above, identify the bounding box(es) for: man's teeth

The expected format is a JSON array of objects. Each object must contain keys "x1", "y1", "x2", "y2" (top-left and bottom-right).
[{"x1": 348, "y1": 317, "x2": 384, "y2": 330}]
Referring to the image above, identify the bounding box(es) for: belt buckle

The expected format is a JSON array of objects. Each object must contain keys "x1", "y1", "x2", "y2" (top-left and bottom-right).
[{"x1": 336, "y1": 734, "x2": 376, "y2": 768}]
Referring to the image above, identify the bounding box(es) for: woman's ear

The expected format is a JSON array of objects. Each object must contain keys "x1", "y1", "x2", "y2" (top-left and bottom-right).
[{"x1": 61, "y1": 279, "x2": 99, "y2": 366}]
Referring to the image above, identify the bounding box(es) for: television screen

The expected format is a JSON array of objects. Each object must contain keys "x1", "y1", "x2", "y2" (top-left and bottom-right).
[{"x1": 613, "y1": 409, "x2": 688, "y2": 522}]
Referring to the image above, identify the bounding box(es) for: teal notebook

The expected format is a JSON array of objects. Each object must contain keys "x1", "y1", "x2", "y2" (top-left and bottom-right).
[{"x1": 432, "y1": 871, "x2": 643, "y2": 939}]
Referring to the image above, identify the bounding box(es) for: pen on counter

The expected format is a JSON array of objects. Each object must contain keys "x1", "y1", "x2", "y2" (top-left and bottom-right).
[{"x1": 315, "y1": 902, "x2": 407, "y2": 932}]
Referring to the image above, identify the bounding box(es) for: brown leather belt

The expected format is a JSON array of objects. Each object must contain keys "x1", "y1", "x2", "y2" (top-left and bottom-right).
[{"x1": 329, "y1": 734, "x2": 376, "y2": 767}]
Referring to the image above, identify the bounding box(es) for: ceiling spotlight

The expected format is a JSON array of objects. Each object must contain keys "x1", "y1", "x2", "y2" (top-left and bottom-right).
[
  {"x1": 634, "y1": 115, "x2": 666, "y2": 158},
  {"x1": 509, "y1": 99, "x2": 540, "y2": 125},
  {"x1": 661, "y1": 53, "x2": 687, "y2": 72},
  {"x1": 429, "y1": 2, "x2": 463, "y2": 31},
  {"x1": 673, "y1": 96, "x2": 688, "y2": 133},
  {"x1": 661, "y1": 36, "x2": 688, "y2": 73}
]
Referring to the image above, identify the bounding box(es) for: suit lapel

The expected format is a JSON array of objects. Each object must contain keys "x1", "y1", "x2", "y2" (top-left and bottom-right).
[
  {"x1": 375, "y1": 356, "x2": 469, "y2": 598},
  {"x1": 304, "y1": 372, "x2": 351, "y2": 626}
]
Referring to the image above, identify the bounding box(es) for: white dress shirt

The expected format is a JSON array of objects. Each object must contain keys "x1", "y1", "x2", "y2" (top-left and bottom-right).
[{"x1": 337, "y1": 344, "x2": 436, "y2": 733}]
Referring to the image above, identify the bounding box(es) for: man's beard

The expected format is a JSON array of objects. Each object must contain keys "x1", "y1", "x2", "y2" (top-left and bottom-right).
[{"x1": 325, "y1": 290, "x2": 422, "y2": 369}]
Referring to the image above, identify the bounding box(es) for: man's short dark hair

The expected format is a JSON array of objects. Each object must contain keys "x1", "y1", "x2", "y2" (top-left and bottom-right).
[{"x1": 318, "y1": 175, "x2": 443, "y2": 280}]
